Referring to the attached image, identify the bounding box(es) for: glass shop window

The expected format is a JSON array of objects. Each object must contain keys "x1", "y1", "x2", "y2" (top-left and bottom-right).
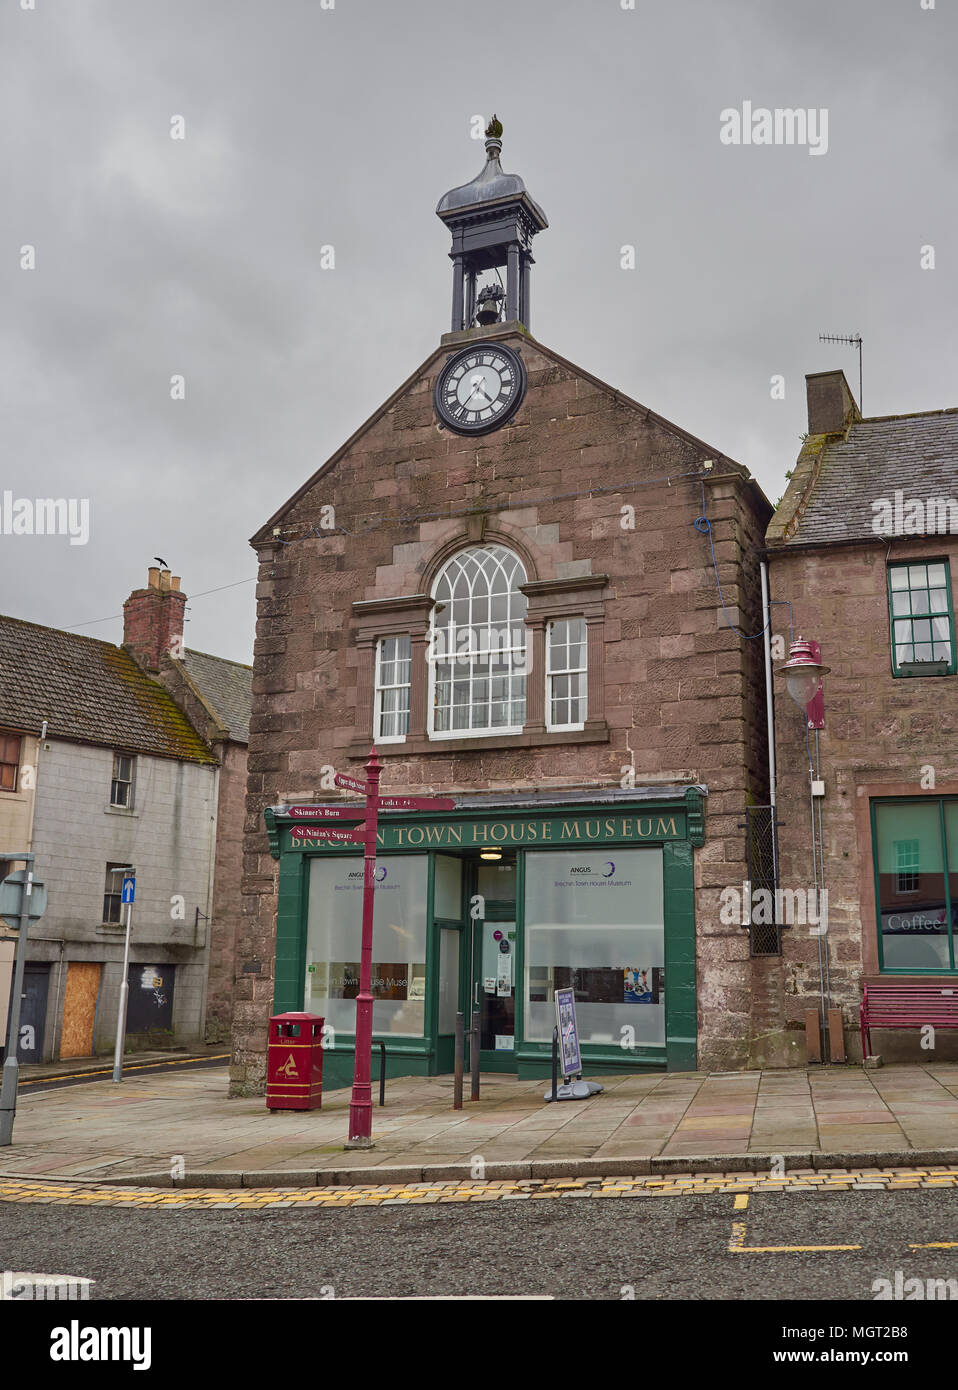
[
  {"x1": 873, "y1": 800, "x2": 957, "y2": 972},
  {"x1": 305, "y1": 855, "x2": 428, "y2": 1036},
  {"x1": 523, "y1": 848, "x2": 665, "y2": 1049}
]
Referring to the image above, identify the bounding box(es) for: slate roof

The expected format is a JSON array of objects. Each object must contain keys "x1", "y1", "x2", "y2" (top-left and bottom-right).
[
  {"x1": 768, "y1": 408, "x2": 958, "y2": 548},
  {"x1": 0, "y1": 615, "x2": 217, "y2": 764},
  {"x1": 182, "y1": 648, "x2": 252, "y2": 743}
]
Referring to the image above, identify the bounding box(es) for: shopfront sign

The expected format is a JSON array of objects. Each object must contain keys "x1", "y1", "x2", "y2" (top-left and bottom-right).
[{"x1": 286, "y1": 810, "x2": 686, "y2": 852}]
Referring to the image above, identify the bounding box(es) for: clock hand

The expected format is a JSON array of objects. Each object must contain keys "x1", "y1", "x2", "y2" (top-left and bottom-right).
[{"x1": 467, "y1": 376, "x2": 493, "y2": 405}]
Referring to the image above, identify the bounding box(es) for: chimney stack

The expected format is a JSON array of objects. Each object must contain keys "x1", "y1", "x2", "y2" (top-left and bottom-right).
[
  {"x1": 806, "y1": 369, "x2": 861, "y2": 435},
  {"x1": 123, "y1": 567, "x2": 186, "y2": 672}
]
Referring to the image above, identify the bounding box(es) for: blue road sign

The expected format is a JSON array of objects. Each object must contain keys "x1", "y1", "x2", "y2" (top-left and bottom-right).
[{"x1": 121, "y1": 877, "x2": 135, "y2": 904}]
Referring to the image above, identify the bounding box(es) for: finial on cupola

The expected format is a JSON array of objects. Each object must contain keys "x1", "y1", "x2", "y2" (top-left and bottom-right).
[
  {"x1": 436, "y1": 115, "x2": 548, "y2": 334},
  {"x1": 484, "y1": 113, "x2": 503, "y2": 157}
]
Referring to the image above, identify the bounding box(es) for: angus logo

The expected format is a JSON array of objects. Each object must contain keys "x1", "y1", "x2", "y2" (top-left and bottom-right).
[{"x1": 278, "y1": 1053, "x2": 297, "y2": 1078}]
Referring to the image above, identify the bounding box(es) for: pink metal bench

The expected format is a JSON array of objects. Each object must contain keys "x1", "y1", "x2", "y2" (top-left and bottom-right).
[{"x1": 861, "y1": 980, "x2": 958, "y2": 1057}]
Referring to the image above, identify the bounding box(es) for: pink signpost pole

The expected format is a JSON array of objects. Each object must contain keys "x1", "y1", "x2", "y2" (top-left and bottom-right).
[{"x1": 346, "y1": 747, "x2": 381, "y2": 1146}]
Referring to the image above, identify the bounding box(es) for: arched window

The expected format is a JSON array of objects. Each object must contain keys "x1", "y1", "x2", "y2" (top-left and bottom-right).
[{"x1": 429, "y1": 545, "x2": 528, "y2": 736}]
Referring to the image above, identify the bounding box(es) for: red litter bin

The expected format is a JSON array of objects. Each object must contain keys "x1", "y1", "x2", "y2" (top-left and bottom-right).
[{"x1": 266, "y1": 1012, "x2": 325, "y2": 1111}]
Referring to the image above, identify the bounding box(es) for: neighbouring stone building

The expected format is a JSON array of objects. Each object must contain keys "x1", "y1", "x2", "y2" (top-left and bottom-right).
[
  {"x1": 0, "y1": 727, "x2": 38, "y2": 1048},
  {"x1": 0, "y1": 567, "x2": 250, "y2": 1061},
  {"x1": 767, "y1": 370, "x2": 958, "y2": 1061},
  {"x1": 124, "y1": 574, "x2": 252, "y2": 1044},
  {"x1": 231, "y1": 123, "x2": 775, "y2": 1095}
]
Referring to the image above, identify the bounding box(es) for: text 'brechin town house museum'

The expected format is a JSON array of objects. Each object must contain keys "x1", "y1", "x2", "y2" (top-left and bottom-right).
[{"x1": 230, "y1": 121, "x2": 779, "y2": 1094}]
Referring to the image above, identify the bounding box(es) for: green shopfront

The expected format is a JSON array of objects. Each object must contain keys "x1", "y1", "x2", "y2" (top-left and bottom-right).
[{"x1": 265, "y1": 791, "x2": 703, "y2": 1091}]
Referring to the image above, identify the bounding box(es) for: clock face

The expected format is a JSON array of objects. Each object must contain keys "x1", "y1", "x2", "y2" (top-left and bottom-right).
[{"x1": 434, "y1": 344, "x2": 526, "y2": 435}]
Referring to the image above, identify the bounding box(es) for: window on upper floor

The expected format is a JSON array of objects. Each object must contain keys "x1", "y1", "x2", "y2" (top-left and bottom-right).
[
  {"x1": 0, "y1": 732, "x2": 22, "y2": 791},
  {"x1": 110, "y1": 753, "x2": 136, "y2": 808},
  {"x1": 546, "y1": 618, "x2": 588, "y2": 731},
  {"x1": 375, "y1": 635, "x2": 412, "y2": 743},
  {"x1": 103, "y1": 862, "x2": 133, "y2": 924},
  {"x1": 888, "y1": 560, "x2": 956, "y2": 677},
  {"x1": 428, "y1": 545, "x2": 528, "y2": 737}
]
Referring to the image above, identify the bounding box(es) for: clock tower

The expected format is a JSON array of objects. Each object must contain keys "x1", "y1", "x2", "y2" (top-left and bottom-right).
[{"x1": 436, "y1": 115, "x2": 548, "y2": 336}]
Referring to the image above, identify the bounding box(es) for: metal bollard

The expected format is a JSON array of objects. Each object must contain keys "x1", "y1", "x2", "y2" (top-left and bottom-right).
[
  {"x1": 470, "y1": 1006, "x2": 480, "y2": 1102},
  {"x1": 453, "y1": 1012, "x2": 464, "y2": 1110},
  {"x1": 377, "y1": 1040, "x2": 386, "y2": 1107}
]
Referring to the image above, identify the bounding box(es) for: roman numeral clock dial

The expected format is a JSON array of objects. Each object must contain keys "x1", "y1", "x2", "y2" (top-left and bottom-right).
[{"x1": 433, "y1": 343, "x2": 527, "y2": 435}]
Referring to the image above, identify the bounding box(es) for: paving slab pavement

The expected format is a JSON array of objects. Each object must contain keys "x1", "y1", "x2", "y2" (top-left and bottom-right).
[{"x1": 4, "y1": 1063, "x2": 958, "y2": 1186}]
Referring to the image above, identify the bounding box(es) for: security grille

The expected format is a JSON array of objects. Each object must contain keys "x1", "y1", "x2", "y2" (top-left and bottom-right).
[{"x1": 741, "y1": 805, "x2": 783, "y2": 956}]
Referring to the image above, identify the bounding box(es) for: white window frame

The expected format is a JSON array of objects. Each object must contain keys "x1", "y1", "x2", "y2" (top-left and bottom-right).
[
  {"x1": 545, "y1": 617, "x2": 588, "y2": 732},
  {"x1": 374, "y1": 635, "x2": 411, "y2": 744},
  {"x1": 428, "y1": 546, "x2": 528, "y2": 740},
  {"x1": 103, "y1": 861, "x2": 132, "y2": 924},
  {"x1": 110, "y1": 753, "x2": 136, "y2": 808}
]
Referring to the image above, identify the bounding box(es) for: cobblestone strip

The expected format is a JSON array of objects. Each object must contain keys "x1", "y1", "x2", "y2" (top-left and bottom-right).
[{"x1": 0, "y1": 1168, "x2": 956, "y2": 1210}]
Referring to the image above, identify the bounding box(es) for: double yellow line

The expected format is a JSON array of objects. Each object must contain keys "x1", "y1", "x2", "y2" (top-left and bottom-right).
[
  {"x1": 728, "y1": 1193, "x2": 862, "y2": 1254},
  {"x1": 18, "y1": 1054, "x2": 229, "y2": 1088}
]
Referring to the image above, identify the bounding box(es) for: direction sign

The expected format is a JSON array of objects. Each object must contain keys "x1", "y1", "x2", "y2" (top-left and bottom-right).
[
  {"x1": 121, "y1": 877, "x2": 136, "y2": 904},
  {"x1": 289, "y1": 825, "x2": 367, "y2": 843},
  {"x1": 333, "y1": 773, "x2": 368, "y2": 795},
  {"x1": 286, "y1": 805, "x2": 365, "y2": 821},
  {"x1": 377, "y1": 795, "x2": 456, "y2": 812},
  {"x1": 0, "y1": 872, "x2": 47, "y2": 928}
]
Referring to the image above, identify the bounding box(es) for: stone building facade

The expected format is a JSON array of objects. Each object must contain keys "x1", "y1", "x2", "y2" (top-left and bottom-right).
[
  {"x1": 767, "y1": 370, "x2": 958, "y2": 1061},
  {"x1": 0, "y1": 567, "x2": 251, "y2": 1061},
  {"x1": 230, "y1": 129, "x2": 774, "y2": 1094},
  {"x1": 0, "y1": 730, "x2": 39, "y2": 1044},
  {"x1": 125, "y1": 577, "x2": 252, "y2": 1044}
]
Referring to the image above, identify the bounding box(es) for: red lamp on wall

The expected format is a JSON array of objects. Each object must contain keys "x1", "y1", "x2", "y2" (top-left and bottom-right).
[{"x1": 777, "y1": 637, "x2": 830, "y2": 730}]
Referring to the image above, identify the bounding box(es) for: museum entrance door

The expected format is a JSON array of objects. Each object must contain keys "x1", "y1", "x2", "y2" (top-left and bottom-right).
[{"x1": 466, "y1": 852, "x2": 518, "y2": 1072}]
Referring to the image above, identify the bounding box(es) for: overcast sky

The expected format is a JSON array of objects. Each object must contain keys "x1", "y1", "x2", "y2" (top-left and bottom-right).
[{"x1": 2, "y1": 0, "x2": 955, "y2": 664}]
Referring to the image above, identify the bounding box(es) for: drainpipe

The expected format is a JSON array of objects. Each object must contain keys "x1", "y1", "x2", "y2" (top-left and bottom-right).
[
  {"x1": 808, "y1": 737, "x2": 826, "y2": 1040},
  {"x1": 759, "y1": 562, "x2": 778, "y2": 885},
  {"x1": 31, "y1": 722, "x2": 61, "y2": 1062},
  {"x1": 51, "y1": 944, "x2": 65, "y2": 1062},
  {"x1": 813, "y1": 729, "x2": 831, "y2": 1019}
]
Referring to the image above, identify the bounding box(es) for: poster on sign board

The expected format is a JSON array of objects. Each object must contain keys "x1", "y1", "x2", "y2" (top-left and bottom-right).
[{"x1": 554, "y1": 986, "x2": 581, "y2": 1077}]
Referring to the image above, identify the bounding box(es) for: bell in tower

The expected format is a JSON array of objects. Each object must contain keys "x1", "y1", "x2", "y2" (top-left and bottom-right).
[{"x1": 436, "y1": 116, "x2": 548, "y2": 334}]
